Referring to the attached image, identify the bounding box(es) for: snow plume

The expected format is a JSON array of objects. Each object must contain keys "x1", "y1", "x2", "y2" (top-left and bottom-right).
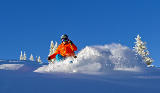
[{"x1": 35, "y1": 44, "x2": 146, "y2": 74}]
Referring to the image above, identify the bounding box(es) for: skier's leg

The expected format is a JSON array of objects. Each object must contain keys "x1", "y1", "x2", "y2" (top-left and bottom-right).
[{"x1": 56, "y1": 54, "x2": 64, "y2": 62}]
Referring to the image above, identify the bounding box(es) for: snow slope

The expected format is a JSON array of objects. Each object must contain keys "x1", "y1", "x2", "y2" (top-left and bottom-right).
[
  {"x1": 0, "y1": 44, "x2": 160, "y2": 93},
  {"x1": 36, "y1": 44, "x2": 146, "y2": 74}
]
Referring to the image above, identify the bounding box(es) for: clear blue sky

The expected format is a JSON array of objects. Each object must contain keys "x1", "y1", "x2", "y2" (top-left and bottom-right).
[{"x1": 0, "y1": 0, "x2": 159, "y2": 66}]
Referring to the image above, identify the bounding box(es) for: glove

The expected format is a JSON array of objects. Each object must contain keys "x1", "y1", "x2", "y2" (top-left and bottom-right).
[{"x1": 48, "y1": 57, "x2": 51, "y2": 60}]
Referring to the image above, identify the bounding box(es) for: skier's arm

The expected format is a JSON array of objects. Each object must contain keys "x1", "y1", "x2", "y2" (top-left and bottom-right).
[
  {"x1": 71, "y1": 43, "x2": 77, "y2": 51},
  {"x1": 49, "y1": 48, "x2": 60, "y2": 59},
  {"x1": 49, "y1": 53, "x2": 57, "y2": 59},
  {"x1": 69, "y1": 40, "x2": 77, "y2": 51}
]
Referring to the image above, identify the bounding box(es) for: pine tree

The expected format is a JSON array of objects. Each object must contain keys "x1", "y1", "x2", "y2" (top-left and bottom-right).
[
  {"x1": 54, "y1": 41, "x2": 58, "y2": 52},
  {"x1": 37, "y1": 56, "x2": 42, "y2": 63},
  {"x1": 29, "y1": 54, "x2": 34, "y2": 61},
  {"x1": 48, "y1": 41, "x2": 58, "y2": 62},
  {"x1": 48, "y1": 41, "x2": 54, "y2": 56},
  {"x1": 134, "y1": 35, "x2": 154, "y2": 65},
  {"x1": 23, "y1": 51, "x2": 27, "y2": 61},
  {"x1": 48, "y1": 41, "x2": 58, "y2": 56},
  {"x1": 20, "y1": 51, "x2": 24, "y2": 60}
]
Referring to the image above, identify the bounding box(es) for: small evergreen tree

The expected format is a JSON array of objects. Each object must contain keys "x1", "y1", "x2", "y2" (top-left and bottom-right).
[
  {"x1": 48, "y1": 41, "x2": 58, "y2": 62},
  {"x1": 37, "y1": 56, "x2": 42, "y2": 63},
  {"x1": 23, "y1": 51, "x2": 27, "y2": 61},
  {"x1": 134, "y1": 35, "x2": 154, "y2": 65},
  {"x1": 29, "y1": 54, "x2": 34, "y2": 61},
  {"x1": 20, "y1": 51, "x2": 24, "y2": 60},
  {"x1": 48, "y1": 41, "x2": 54, "y2": 56}
]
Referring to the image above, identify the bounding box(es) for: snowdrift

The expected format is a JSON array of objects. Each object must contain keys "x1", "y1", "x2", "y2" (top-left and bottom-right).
[
  {"x1": 0, "y1": 60, "x2": 44, "y2": 72},
  {"x1": 35, "y1": 44, "x2": 146, "y2": 74}
]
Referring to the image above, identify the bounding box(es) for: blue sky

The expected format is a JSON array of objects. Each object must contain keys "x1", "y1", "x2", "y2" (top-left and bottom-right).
[{"x1": 0, "y1": 0, "x2": 159, "y2": 66}]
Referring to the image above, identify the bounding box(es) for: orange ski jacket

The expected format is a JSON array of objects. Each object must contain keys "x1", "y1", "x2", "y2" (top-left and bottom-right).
[{"x1": 49, "y1": 42, "x2": 77, "y2": 59}]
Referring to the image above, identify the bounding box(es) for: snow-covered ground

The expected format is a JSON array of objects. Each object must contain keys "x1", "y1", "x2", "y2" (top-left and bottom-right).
[
  {"x1": 0, "y1": 44, "x2": 160, "y2": 93},
  {"x1": 36, "y1": 44, "x2": 146, "y2": 74}
]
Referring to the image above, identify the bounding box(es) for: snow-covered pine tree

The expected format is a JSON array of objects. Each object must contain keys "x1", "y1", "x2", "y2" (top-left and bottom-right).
[
  {"x1": 37, "y1": 56, "x2": 42, "y2": 63},
  {"x1": 54, "y1": 41, "x2": 58, "y2": 52},
  {"x1": 48, "y1": 41, "x2": 54, "y2": 56},
  {"x1": 134, "y1": 35, "x2": 154, "y2": 65},
  {"x1": 29, "y1": 54, "x2": 34, "y2": 61},
  {"x1": 48, "y1": 41, "x2": 58, "y2": 62},
  {"x1": 20, "y1": 51, "x2": 24, "y2": 60},
  {"x1": 23, "y1": 51, "x2": 27, "y2": 61}
]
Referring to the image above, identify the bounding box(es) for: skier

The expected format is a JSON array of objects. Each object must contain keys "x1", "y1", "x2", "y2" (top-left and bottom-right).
[{"x1": 48, "y1": 34, "x2": 77, "y2": 62}]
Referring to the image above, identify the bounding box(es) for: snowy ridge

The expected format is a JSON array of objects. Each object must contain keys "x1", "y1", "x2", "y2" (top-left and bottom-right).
[
  {"x1": 0, "y1": 64, "x2": 24, "y2": 70},
  {"x1": 35, "y1": 44, "x2": 146, "y2": 74},
  {"x1": 0, "y1": 60, "x2": 44, "y2": 72}
]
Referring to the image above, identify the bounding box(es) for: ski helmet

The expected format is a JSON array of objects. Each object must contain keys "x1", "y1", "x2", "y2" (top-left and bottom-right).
[{"x1": 61, "y1": 34, "x2": 68, "y2": 40}]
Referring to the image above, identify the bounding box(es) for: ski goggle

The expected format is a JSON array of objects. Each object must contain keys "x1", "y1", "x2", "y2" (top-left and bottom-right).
[{"x1": 61, "y1": 38, "x2": 69, "y2": 42}]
